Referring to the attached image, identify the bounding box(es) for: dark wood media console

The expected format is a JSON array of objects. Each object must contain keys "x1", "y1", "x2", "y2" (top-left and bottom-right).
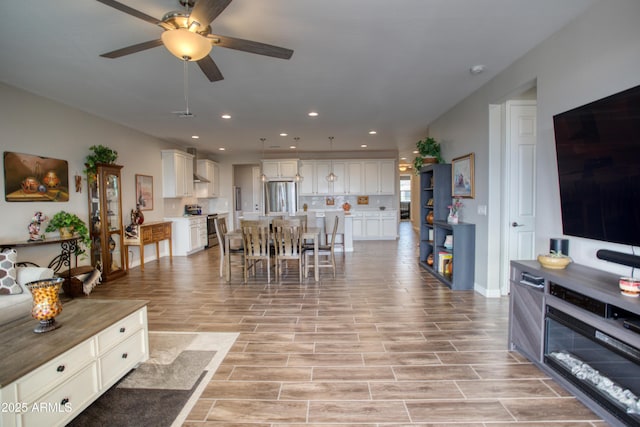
[{"x1": 509, "y1": 260, "x2": 640, "y2": 427}]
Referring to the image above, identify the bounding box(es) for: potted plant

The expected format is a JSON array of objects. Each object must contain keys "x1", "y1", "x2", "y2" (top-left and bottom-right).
[
  {"x1": 413, "y1": 137, "x2": 444, "y2": 173},
  {"x1": 84, "y1": 145, "x2": 118, "y2": 179},
  {"x1": 45, "y1": 211, "x2": 91, "y2": 254}
]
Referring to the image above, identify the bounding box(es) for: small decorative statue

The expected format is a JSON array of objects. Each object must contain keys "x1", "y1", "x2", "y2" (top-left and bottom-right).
[
  {"x1": 131, "y1": 204, "x2": 144, "y2": 225},
  {"x1": 28, "y1": 211, "x2": 47, "y2": 241}
]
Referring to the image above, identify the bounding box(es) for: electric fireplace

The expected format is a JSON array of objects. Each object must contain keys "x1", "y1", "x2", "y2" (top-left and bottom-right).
[{"x1": 545, "y1": 306, "x2": 640, "y2": 426}]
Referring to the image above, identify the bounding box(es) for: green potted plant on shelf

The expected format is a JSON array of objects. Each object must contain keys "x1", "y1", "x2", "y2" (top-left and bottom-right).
[
  {"x1": 45, "y1": 211, "x2": 91, "y2": 254},
  {"x1": 84, "y1": 145, "x2": 118, "y2": 180},
  {"x1": 413, "y1": 137, "x2": 444, "y2": 173}
]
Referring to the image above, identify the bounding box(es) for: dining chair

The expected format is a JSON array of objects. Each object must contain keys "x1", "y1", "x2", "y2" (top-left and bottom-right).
[
  {"x1": 305, "y1": 214, "x2": 338, "y2": 278},
  {"x1": 323, "y1": 211, "x2": 345, "y2": 255},
  {"x1": 215, "y1": 216, "x2": 243, "y2": 279},
  {"x1": 288, "y1": 215, "x2": 308, "y2": 232},
  {"x1": 272, "y1": 218, "x2": 304, "y2": 282},
  {"x1": 240, "y1": 219, "x2": 272, "y2": 283}
]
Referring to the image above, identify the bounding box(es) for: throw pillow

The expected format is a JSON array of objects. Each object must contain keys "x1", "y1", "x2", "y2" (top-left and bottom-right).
[{"x1": 0, "y1": 249, "x2": 22, "y2": 295}]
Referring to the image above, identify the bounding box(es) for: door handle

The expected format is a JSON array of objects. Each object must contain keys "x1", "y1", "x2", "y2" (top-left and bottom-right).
[{"x1": 512, "y1": 222, "x2": 524, "y2": 227}]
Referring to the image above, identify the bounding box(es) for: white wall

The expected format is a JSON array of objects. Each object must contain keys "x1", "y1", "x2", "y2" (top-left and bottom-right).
[
  {"x1": 0, "y1": 83, "x2": 169, "y2": 267},
  {"x1": 427, "y1": 0, "x2": 640, "y2": 294}
]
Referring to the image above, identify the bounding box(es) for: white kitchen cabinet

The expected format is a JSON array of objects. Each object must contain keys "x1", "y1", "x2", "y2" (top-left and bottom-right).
[
  {"x1": 351, "y1": 212, "x2": 364, "y2": 239},
  {"x1": 299, "y1": 160, "x2": 331, "y2": 195},
  {"x1": 262, "y1": 159, "x2": 298, "y2": 180},
  {"x1": 364, "y1": 212, "x2": 380, "y2": 237},
  {"x1": 364, "y1": 160, "x2": 396, "y2": 195},
  {"x1": 353, "y1": 210, "x2": 398, "y2": 240},
  {"x1": 195, "y1": 159, "x2": 220, "y2": 198},
  {"x1": 169, "y1": 216, "x2": 206, "y2": 256},
  {"x1": 346, "y1": 161, "x2": 364, "y2": 194},
  {"x1": 162, "y1": 149, "x2": 194, "y2": 198},
  {"x1": 381, "y1": 210, "x2": 398, "y2": 238},
  {"x1": 330, "y1": 161, "x2": 346, "y2": 194}
]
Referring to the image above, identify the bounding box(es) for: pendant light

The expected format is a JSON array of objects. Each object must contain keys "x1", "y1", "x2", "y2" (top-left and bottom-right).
[
  {"x1": 326, "y1": 136, "x2": 338, "y2": 182},
  {"x1": 259, "y1": 138, "x2": 268, "y2": 182},
  {"x1": 293, "y1": 137, "x2": 304, "y2": 182}
]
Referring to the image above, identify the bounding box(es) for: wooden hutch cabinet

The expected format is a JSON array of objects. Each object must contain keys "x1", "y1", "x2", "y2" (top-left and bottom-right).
[{"x1": 87, "y1": 163, "x2": 126, "y2": 281}]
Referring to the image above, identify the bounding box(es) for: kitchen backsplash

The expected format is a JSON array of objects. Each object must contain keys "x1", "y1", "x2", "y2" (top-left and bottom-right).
[{"x1": 300, "y1": 194, "x2": 395, "y2": 210}]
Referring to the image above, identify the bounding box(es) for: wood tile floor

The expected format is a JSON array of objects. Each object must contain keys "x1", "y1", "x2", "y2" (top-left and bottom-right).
[{"x1": 90, "y1": 222, "x2": 608, "y2": 426}]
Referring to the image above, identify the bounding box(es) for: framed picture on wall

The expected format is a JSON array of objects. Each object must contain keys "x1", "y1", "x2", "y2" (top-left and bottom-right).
[
  {"x1": 4, "y1": 151, "x2": 70, "y2": 202},
  {"x1": 451, "y1": 153, "x2": 475, "y2": 198},
  {"x1": 135, "y1": 174, "x2": 153, "y2": 210}
]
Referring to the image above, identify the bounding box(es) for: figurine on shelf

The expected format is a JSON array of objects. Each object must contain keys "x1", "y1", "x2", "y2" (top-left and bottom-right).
[
  {"x1": 131, "y1": 204, "x2": 144, "y2": 225},
  {"x1": 28, "y1": 211, "x2": 47, "y2": 241}
]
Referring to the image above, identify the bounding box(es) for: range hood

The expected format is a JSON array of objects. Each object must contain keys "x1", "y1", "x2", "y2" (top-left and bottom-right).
[{"x1": 186, "y1": 148, "x2": 210, "y2": 183}]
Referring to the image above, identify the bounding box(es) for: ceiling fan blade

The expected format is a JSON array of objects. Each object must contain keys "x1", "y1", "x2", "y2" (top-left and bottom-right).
[
  {"x1": 197, "y1": 56, "x2": 224, "y2": 82},
  {"x1": 209, "y1": 34, "x2": 293, "y2": 59},
  {"x1": 96, "y1": 0, "x2": 167, "y2": 27},
  {"x1": 189, "y1": 0, "x2": 232, "y2": 27},
  {"x1": 100, "y1": 39, "x2": 163, "y2": 58}
]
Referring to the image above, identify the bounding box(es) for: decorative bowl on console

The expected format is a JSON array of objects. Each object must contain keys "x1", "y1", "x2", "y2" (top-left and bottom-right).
[{"x1": 537, "y1": 253, "x2": 572, "y2": 269}]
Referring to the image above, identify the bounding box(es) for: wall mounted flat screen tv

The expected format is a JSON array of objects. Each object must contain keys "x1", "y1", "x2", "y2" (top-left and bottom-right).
[{"x1": 553, "y1": 84, "x2": 640, "y2": 247}]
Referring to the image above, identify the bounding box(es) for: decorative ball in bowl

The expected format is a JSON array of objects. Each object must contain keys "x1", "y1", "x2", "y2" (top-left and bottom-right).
[{"x1": 537, "y1": 254, "x2": 571, "y2": 269}]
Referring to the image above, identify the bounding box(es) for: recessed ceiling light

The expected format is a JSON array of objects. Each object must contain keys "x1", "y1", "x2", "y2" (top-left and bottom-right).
[
  {"x1": 308, "y1": 111, "x2": 319, "y2": 117},
  {"x1": 368, "y1": 130, "x2": 377, "y2": 135},
  {"x1": 221, "y1": 114, "x2": 231, "y2": 119},
  {"x1": 289, "y1": 145, "x2": 296, "y2": 149},
  {"x1": 470, "y1": 64, "x2": 485, "y2": 75},
  {"x1": 413, "y1": 150, "x2": 419, "y2": 154},
  {"x1": 218, "y1": 147, "x2": 226, "y2": 151},
  {"x1": 191, "y1": 135, "x2": 199, "y2": 139},
  {"x1": 400, "y1": 157, "x2": 407, "y2": 160},
  {"x1": 280, "y1": 133, "x2": 288, "y2": 136},
  {"x1": 360, "y1": 144, "x2": 367, "y2": 148}
]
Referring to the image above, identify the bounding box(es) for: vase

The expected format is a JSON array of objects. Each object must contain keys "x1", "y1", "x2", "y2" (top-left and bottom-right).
[
  {"x1": 447, "y1": 209, "x2": 458, "y2": 224},
  {"x1": 59, "y1": 226, "x2": 74, "y2": 239},
  {"x1": 426, "y1": 211, "x2": 434, "y2": 224},
  {"x1": 27, "y1": 277, "x2": 64, "y2": 333}
]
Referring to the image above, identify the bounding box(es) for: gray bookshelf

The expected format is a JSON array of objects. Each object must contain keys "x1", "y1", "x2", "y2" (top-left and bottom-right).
[{"x1": 419, "y1": 163, "x2": 475, "y2": 290}]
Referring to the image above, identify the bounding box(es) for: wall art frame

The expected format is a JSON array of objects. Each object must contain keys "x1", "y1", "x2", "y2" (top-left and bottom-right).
[
  {"x1": 451, "y1": 153, "x2": 475, "y2": 198},
  {"x1": 135, "y1": 174, "x2": 153, "y2": 211},
  {"x1": 4, "y1": 151, "x2": 69, "y2": 202}
]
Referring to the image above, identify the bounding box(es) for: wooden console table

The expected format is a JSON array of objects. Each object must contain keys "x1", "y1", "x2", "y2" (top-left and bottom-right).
[{"x1": 123, "y1": 221, "x2": 172, "y2": 271}]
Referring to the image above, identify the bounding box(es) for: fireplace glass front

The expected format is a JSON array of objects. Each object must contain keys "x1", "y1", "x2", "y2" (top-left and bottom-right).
[{"x1": 544, "y1": 306, "x2": 640, "y2": 426}]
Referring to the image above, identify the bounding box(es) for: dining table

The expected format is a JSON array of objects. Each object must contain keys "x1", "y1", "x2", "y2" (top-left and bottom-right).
[{"x1": 225, "y1": 227, "x2": 320, "y2": 282}]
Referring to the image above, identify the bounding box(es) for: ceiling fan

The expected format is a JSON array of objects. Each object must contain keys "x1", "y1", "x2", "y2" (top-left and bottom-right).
[{"x1": 96, "y1": 0, "x2": 294, "y2": 82}]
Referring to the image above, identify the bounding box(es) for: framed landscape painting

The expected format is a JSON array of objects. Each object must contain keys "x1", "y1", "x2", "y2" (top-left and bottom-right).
[{"x1": 451, "y1": 153, "x2": 475, "y2": 198}]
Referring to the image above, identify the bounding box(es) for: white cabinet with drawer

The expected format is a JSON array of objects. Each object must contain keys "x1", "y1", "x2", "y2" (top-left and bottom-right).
[
  {"x1": 353, "y1": 210, "x2": 398, "y2": 240},
  {"x1": 168, "y1": 216, "x2": 206, "y2": 256},
  {"x1": 0, "y1": 300, "x2": 148, "y2": 427}
]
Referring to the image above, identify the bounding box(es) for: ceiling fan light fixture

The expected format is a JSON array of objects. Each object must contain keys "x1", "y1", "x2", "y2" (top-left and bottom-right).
[{"x1": 161, "y1": 28, "x2": 211, "y2": 61}]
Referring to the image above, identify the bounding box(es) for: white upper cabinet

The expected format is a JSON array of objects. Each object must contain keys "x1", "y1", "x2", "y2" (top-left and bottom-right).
[
  {"x1": 262, "y1": 159, "x2": 298, "y2": 180},
  {"x1": 364, "y1": 160, "x2": 396, "y2": 195},
  {"x1": 162, "y1": 149, "x2": 194, "y2": 198},
  {"x1": 298, "y1": 160, "x2": 331, "y2": 195},
  {"x1": 346, "y1": 161, "x2": 364, "y2": 194},
  {"x1": 195, "y1": 159, "x2": 220, "y2": 198},
  {"x1": 298, "y1": 159, "x2": 394, "y2": 196}
]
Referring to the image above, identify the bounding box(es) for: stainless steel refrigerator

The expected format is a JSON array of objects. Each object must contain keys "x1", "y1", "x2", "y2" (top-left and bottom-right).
[{"x1": 264, "y1": 181, "x2": 298, "y2": 215}]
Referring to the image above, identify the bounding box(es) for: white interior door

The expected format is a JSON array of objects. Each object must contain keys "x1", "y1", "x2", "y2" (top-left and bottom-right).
[{"x1": 503, "y1": 100, "x2": 537, "y2": 293}]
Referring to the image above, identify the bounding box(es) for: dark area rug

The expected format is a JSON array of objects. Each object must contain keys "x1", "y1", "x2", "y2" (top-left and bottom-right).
[
  {"x1": 66, "y1": 331, "x2": 237, "y2": 427},
  {"x1": 67, "y1": 370, "x2": 207, "y2": 427}
]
